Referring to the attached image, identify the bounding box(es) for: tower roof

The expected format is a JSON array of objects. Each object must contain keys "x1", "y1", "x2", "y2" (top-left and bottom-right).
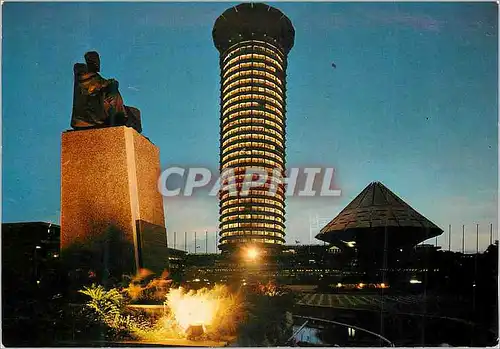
[
  {"x1": 213, "y1": 2, "x2": 295, "y2": 55},
  {"x1": 317, "y1": 181, "x2": 443, "y2": 239}
]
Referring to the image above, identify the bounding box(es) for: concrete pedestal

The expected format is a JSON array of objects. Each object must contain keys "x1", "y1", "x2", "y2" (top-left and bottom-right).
[{"x1": 61, "y1": 126, "x2": 167, "y2": 277}]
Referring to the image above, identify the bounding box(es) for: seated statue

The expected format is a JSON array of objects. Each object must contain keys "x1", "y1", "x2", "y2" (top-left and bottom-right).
[{"x1": 71, "y1": 51, "x2": 142, "y2": 133}]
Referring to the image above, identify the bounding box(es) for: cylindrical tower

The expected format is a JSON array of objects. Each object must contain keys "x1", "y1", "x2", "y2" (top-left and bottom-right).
[{"x1": 213, "y1": 3, "x2": 295, "y2": 254}]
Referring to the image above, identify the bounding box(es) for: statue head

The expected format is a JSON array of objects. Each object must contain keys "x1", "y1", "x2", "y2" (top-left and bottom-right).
[
  {"x1": 73, "y1": 63, "x2": 87, "y2": 76},
  {"x1": 84, "y1": 51, "x2": 100, "y2": 73}
]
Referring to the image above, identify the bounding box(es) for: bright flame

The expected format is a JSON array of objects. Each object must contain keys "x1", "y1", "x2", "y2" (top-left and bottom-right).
[
  {"x1": 166, "y1": 287, "x2": 218, "y2": 330},
  {"x1": 80, "y1": 272, "x2": 243, "y2": 342},
  {"x1": 164, "y1": 284, "x2": 240, "y2": 335},
  {"x1": 123, "y1": 269, "x2": 173, "y2": 301}
]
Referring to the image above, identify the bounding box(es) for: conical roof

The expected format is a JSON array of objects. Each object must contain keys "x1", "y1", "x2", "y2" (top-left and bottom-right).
[{"x1": 317, "y1": 181, "x2": 443, "y2": 239}]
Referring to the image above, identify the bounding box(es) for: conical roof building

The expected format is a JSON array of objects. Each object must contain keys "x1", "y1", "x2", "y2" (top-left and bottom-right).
[{"x1": 316, "y1": 181, "x2": 443, "y2": 250}]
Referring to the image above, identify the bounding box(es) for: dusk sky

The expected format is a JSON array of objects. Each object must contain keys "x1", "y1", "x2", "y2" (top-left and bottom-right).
[{"x1": 2, "y1": 2, "x2": 497, "y2": 252}]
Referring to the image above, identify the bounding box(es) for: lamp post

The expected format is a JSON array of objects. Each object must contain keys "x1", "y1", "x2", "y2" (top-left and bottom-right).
[
  {"x1": 34, "y1": 245, "x2": 42, "y2": 285},
  {"x1": 462, "y1": 225, "x2": 465, "y2": 254},
  {"x1": 476, "y1": 224, "x2": 479, "y2": 253},
  {"x1": 448, "y1": 225, "x2": 451, "y2": 251},
  {"x1": 473, "y1": 223, "x2": 479, "y2": 312},
  {"x1": 490, "y1": 223, "x2": 493, "y2": 246}
]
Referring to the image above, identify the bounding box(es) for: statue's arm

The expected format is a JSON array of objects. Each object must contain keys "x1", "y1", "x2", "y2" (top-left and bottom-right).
[
  {"x1": 81, "y1": 74, "x2": 111, "y2": 96},
  {"x1": 91, "y1": 77, "x2": 119, "y2": 95}
]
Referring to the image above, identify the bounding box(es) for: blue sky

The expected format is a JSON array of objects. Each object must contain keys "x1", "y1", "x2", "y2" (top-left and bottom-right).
[{"x1": 2, "y1": 2, "x2": 497, "y2": 252}]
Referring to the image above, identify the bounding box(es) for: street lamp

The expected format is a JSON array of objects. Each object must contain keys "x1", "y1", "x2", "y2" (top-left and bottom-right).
[
  {"x1": 34, "y1": 245, "x2": 42, "y2": 285},
  {"x1": 244, "y1": 246, "x2": 260, "y2": 262}
]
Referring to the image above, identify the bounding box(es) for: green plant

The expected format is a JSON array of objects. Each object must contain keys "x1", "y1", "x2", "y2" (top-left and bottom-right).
[
  {"x1": 78, "y1": 284, "x2": 151, "y2": 340},
  {"x1": 79, "y1": 284, "x2": 123, "y2": 326}
]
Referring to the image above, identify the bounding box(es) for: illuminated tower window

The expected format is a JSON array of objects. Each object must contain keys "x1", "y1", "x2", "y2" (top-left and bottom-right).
[{"x1": 213, "y1": 3, "x2": 295, "y2": 253}]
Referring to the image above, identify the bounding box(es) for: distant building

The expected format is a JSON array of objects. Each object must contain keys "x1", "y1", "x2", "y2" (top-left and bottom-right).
[
  {"x1": 316, "y1": 181, "x2": 443, "y2": 260},
  {"x1": 415, "y1": 243, "x2": 442, "y2": 252},
  {"x1": 2, "y1": 222, "x2": 61, "y2": 289},
  {"x1": 2, "y1": 222, "x2": 62, "y2": 345},
  {"x1": 213, "y1": 3, "x2": 295, "y2": 254},
  {"x1": 178, "y1": 181, "x2": 449, "y2": 285},
  {"x1": 166, "y1": 247, "x2": 188, "y2": 282}
]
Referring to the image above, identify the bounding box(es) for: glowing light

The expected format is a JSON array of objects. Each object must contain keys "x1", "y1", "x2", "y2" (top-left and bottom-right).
[
  {"x1": 346, "y1": 241, "x2": 356, "y2": 248},
  {"x1": 380, "y1": 283, "x2": 387, "y2": 288},
  {"x1": 336, "y1": 283, "x2": 342, "y2": 287},
  {"x1": 358, "y1": 283, "x2": 364, "y2": 289},
  {"x1": 245, "y1": 247, "x2": 259, "y2": 261},
  {"x1": 257, "y1": 281, "x2": 284, "y2": 296},
  {"x1": 165, "y1": 287, "x2": 218, "y2": 331},
  {"x1": 80, "y1": 272, "x2": 242, "y2": 341},
  {"x1": 164, "y1": 285, "x2": 239, "y2": 334},
  {"x1": 410, "y1": 279, "x2": 422, "y2": 284}
]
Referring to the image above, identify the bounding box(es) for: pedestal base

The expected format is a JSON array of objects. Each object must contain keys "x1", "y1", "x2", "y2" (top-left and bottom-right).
[{"x1": 61, "y1": 126, "x2": 167, "y2": 278}]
